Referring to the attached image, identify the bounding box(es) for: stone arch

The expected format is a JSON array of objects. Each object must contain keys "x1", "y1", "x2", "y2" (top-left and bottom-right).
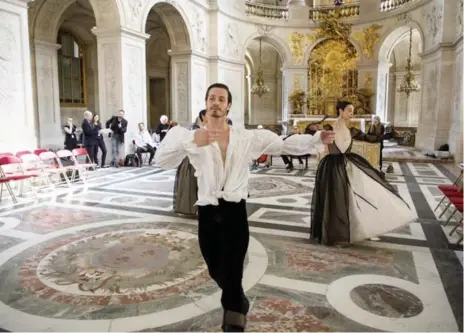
[
  {"x1": 242, "y1": 33, "x2": 290, "y2": 68},
  {"x1": 31, "y1": 0, "x2": 122, "y2": 43},
  {"x1": 378, "y1": 20, "x2": 425, "y2": 63},
  {"x1": 245, "y1": 51, "x2": 255, "y2": 73},
  {"x1": 141, "y1": 0, "x2": 193, "y2": 52},
  {"x1": 302, "y1": 37, "x2": 363, "y2": 65},
  {"x1": 59, "y1": 22, "x2": 95, "y2": 45}
]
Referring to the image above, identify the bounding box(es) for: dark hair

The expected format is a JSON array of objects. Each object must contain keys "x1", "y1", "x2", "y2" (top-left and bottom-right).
[
  {"x1": 336, "y1": 100, "x2": 353, "y2": 115},
  {"x1": 205, "y1": 83, "x2": 232, "y2": 104},
  {"x1": 199, "y1": 109, "x2": 206, "y2": 122}
]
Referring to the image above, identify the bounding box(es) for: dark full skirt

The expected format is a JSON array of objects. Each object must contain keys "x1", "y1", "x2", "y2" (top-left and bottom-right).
[
  {"x1": 173, "y1": 157, "x2": 198, "y2": 216},
  {"x1": 310, "y1": 152, "x2": 412, "y2": 246}
]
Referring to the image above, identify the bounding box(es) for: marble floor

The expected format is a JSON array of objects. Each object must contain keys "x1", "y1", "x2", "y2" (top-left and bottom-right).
[{"x1": 0, "y1": 159, "x2": 462, "y2": 332}]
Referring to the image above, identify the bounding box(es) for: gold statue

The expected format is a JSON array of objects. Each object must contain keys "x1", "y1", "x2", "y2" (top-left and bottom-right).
[
  {"x1": 352, "y1": 24, "x2": 383, "y2": 59},
  {"x1": 287, "y1": 32, "x2": 305, "y2": 63},
  {"x1": 363, "y1": 72, "x2": 373, "y2": 91}
]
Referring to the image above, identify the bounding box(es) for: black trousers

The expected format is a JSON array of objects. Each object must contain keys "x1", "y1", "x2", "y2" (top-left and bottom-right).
[
  {"x1": 197, "y1": 199, "x2": 250, "y2": 327},
  {"x1": 136, "y1": 145, "x2": 156, "y2": 165},
  {"x1": 85, "y1": 144, "x2": 97, "y2": 164},
  {"x1": 282, "y1": 155, "x2": 303, "y2": 165},
  {"x1": 94, "y1": 139, "x2": 107, "y2": 167}
]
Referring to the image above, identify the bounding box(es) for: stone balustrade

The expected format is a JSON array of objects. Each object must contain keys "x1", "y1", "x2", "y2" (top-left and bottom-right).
[
  {"x1": 309, "y1": 2, "x2": 360, "y2": 21},
  {"x1": 380, "y1": 0, "x2": 419, "y2": 12},
  {"x1": 244, "y1": 1, "x2": 288, "y2": 20}
]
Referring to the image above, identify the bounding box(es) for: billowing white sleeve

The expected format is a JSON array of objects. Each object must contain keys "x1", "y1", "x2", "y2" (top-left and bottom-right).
[
  {"x1": 154, "y1": 126, "x2": 198, "y2": 169},
  {"x1": 281, "y1": 131, "x2": 321, "y2": 155},
  {"x1": 250, "y1": 129, "x2": 284, "y2": 158}
]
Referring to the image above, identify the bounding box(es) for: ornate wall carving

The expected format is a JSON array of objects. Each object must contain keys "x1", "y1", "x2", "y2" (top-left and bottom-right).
[
  {"x1": 221, "y1": 22, "x2": 240, "y2": 59},
  {"x1": 125, "y1": 0, "x2": 143, "y2": 29},
  {"x1": 193, "y1": 62, "x2": 207, "y2": 113},
  {"x1": 0, "y1": 11, "x2": 20, "y2": 122},
  {"x1": 457, "y1": 0, "x2": 463, "y2": 37},
  {"x1": 192, "y1": 8, "x2": 207, "y2": 53},
  {"x1": 175, "y1": 62, "x2": 189, "y2": 123},
  {"x1": 424, "y1": 3, "x2": 443, "y2": 47},
  {"x1": 218, "y1": 66, "x2": 244, "y2": 125},
  {"x1": 126, "y1": 45, "x2": 143, "y2": 114},
  {"x1": 103, "y1": 43, "x2": 119, "y2": 114}
]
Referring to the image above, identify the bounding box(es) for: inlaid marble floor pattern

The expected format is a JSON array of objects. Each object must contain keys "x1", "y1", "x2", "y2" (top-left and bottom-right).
[{"x1": 0, "y1": 161, "x2": 461, "y2": 332}]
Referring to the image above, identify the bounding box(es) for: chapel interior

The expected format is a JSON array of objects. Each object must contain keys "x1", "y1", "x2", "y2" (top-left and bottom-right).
[{"x1": 0, "y1": 0, "x2": 462, "y2": 331}]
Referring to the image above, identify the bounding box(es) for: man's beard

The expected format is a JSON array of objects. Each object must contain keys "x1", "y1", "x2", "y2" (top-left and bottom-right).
[{"x1": 210, "y1": 108, "x2": 223, "y2": 118}]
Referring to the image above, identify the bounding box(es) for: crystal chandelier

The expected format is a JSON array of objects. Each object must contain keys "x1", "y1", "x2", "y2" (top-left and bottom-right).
[
  {"x1": 397, "y1": 28, "x2": 420, "y2": 97},
  {"x1": 251, "y1": 38, "x2": 270, "y2": 97}
]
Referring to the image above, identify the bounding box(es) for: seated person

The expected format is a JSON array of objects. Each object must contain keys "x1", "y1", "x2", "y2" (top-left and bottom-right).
[
  {"x1": 282, "y1": 126, "x2": 304, "y2": 171},
  {"x1": 134, "y1": 122, "x2": 156, "y2": 166}
]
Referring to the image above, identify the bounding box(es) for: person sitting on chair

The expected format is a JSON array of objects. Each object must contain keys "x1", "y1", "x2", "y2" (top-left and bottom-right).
[{"x1": 134, "y1": 122, "x2": 156, "y2": 166}]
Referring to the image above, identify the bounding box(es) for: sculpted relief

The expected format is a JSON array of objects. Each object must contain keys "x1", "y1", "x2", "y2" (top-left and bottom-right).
[
  {"x1": 0, "y1": 12, "x2": 20, "y2": 119},
  {"x1": 176, "y1": 62, "x2": 189, "y2": 123},
  {"x1": 423, "y1": 62, "x2": 439, "y2": 121},
  {"x1": 193, "y1": 9, "x2": 207, "y2": 53},
  {"x1": 221, "y1": 22, "x2": 240, "y2": 59},
  {"x1": 103, "y1": 44, "x2": 118, "y2": 114},
  {"x1": 424, "y1": 4, "x2": 443, "y2": 46},
  {"x1": 352, "y1": 24, "x2": 383, "y2": 60},
  {"x1": 125, "y1": 0, "x2": 143, "y2": 29},
  {"x1": 127, "y1": 45, "x2": 142, "y2": 113}
]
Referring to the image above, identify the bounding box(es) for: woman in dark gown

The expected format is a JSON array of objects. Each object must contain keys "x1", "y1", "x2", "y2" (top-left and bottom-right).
[
  {"x1": 310, "y1": 101, "x2": 417, "y2": 246},
  {"x1": 173, "y1": 110, "x2": 206, "y2": 216}
]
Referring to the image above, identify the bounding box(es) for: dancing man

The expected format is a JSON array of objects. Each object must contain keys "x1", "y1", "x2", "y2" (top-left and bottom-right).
[{"x1": 155, "y1": 83, "x2": 335, "y2": 332}]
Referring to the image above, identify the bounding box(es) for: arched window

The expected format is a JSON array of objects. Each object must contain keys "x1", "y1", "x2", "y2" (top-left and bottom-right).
[{"x1": 57, "y1": 31, "x2": 86, "y2": 106}]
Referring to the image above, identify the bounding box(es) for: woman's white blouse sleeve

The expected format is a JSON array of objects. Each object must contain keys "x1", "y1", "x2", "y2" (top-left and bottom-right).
[
  {"x1": 154, "y1": 126, "x2": 199, "y2": 168},
  {"x1": 281, "y1": 131, "x2": 321, "y2": 155},
  {"x1": 250, "y1": 129, "x2": 322, "y2": 158}
]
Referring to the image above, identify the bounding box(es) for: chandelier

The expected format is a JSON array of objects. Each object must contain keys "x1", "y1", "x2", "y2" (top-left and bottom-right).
[
  {"x1": 397, "y1": 28, "x2": 420, "y2": 97},
  {"x1": 251, "y1": 38, "x2": 270, "y2": 97}
]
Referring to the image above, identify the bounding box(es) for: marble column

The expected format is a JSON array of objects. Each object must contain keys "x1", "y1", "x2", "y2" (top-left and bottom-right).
[
  {"x1": 0, "y1": 0, "x2": 37, "y2": 152},
  {"x1": 281, "y1": 66, "x2": 308, "y2": 119},
  {"x1": 415, "y1": 45, "x2": 456, "y2": 151},
  {"x1": 34, "y1": 40, "x2": 62, "y2": 147},
  {"x1": 92, "y1": 27, "x2": 148, "y2": 157},
  {"x1": 375, "y1": 62, "x2": 390, "y2": 122}
]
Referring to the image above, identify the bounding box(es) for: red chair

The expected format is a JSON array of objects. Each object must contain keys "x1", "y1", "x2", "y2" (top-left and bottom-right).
[
  {"x1": 434, "y1": 185, "x2": 463, "y2": 211},
  {"x1": 448, "y1": 203, "x2": 463, "y2": 235},
  {"x1": 15, "y1": 150, "x2": 32, "y2": 158},
  {"x1": 33, "y1": 148, "x2": 49, "y2": 156},
  {"x1": 441, "y1": 196, "x2": 464, "y2": 221},
  {"x1": 72, "y1": 148, "x2": 97, "y2": 170},
  {"x1": 0, "y1": 156, "x2": 39, "y2": 204}
]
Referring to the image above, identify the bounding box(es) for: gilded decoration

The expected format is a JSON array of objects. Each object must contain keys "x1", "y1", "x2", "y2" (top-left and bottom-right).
[
  {"x1": 307, "y1": 39, "x2": 359, "y2": 116},
  {"x1": 288, "y1": 77, "x2": 306, "y2": 114},
  {"x1": 352, "y1": 24, "x2": 383, "y2": 60},
  {"x1": 287, "y1": 32, "x2": 314, "y2": 64}
]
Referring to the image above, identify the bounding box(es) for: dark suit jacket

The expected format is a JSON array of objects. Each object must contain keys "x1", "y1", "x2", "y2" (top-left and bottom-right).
[
  {"x1": 106, "y1": 116, "x2": 128, "y2": 143},
  {"x1": 82, "y1": 120, "x2": 97, "y2": 146}
]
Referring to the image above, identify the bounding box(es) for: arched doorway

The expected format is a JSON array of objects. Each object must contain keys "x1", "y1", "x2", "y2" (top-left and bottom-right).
[
  {"x1": 143, "y1": 2, "x2": 192, "y2": 130},
  {"x1": 377, "y1": 23, "x2": 424, "y2": 127},
  {"x1": 307, "y1": 38, "x2": 359, "y2": 116},
  {"x1": 244, "y1": 37, "x2": 284, "y2": 126},
  {"x1": 30, "y1": 0, "x2": 120, "y2": 147},
  {"x1": 381, "y1": 27, "x2": 422, "y2": 127}
]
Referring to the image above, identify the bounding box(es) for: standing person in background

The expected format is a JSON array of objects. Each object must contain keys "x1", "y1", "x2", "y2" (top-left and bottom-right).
[
  {"x1": 367, "y1": 115, "x2": 385, "y2": 170},
  {"x1": 155, "y1": 115, "x2": 170, "y2": 142},
  {"x1": 82, "y1": 110, "x2": 97, "y2": 164},
  {"x1": 106, "y1": 110, "x2": 128, "y2": 168},
  {"x1": 92, "y1": 114, "x2": 107, "y2": 168},
  {"x1": 63, "y1": 117, "x2": 78, "y2": 151}
]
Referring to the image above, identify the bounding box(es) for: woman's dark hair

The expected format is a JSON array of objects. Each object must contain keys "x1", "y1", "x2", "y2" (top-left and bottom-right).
[
  {"x1": 92, "y1": 114, "x2": 101, "y2": 126},
  {"x1": 205, "y1": 83, "x2": 232, "y2": 104},
  {"x1": 199, "y1": 109, "x2": 206, "y2": 122},
  {"x1": 336, "y1": 100, "x2": 353, "y2": 115}
]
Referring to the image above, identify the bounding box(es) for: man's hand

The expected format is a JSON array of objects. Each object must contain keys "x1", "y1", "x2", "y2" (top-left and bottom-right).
[
  {"x1": 194, "y1": 129, "x2": 224, "y2": 147},
  {"x1": 320, "y1": 130, "x2": 335, "y2": 145}
]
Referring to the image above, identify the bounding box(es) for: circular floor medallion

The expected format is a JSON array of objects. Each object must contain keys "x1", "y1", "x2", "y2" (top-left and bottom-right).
[{"x1": 350, "y1": 283, "x2": 423, "y2": 318}]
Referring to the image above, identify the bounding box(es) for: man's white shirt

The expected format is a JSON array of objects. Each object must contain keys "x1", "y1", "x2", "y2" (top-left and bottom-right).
[
  {"x1": 134, "y1": 130, "x2": 155, "y2": 148},
  {"x1": 155, "y1": 126, "x2": 321, "y2": 206}
]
